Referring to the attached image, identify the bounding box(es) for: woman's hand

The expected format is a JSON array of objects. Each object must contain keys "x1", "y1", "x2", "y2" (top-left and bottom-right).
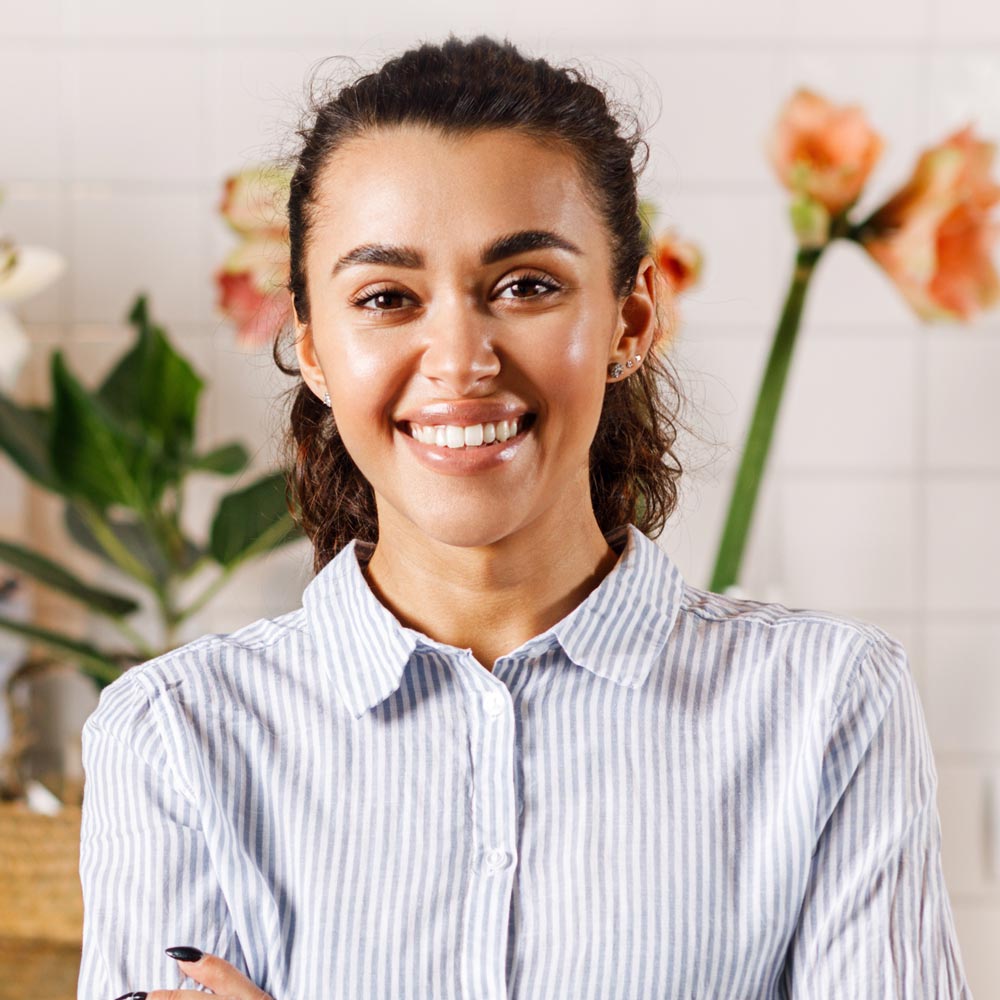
[{"x1": 112, "y1": 947, "x2": 274, "y2": 1000}]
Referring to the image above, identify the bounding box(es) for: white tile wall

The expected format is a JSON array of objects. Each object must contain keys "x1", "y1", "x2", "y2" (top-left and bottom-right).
[
  {"x1": 926, "y1": 331, "x2": 1000, "y2": 470},
  {"x1": 0, "y1": 49, "x2": 69, "y2": 181},
  {"x1": 631, "y1": 44, "x2": 783, "y2": 186},
  {"x1": 2, "y1": 3, "x2": 999, "y2": 993},
  {"x1": 787, "y1": 0, "x2": 933, "y2": 41},
  {"x1": 70, "y1": 48, "x2": 207, "y2": 182},
  {"x1": 69, "y1": 188, "x2": 215, "y2": 324},
  {"x1": 926, "y1": 623, "x2": 1000, "y2": 755},
  {"x1": 925, "y1": 479, "x2": 1000, "y2": 613}
]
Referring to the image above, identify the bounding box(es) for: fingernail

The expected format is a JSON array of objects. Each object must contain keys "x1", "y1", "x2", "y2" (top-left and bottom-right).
[
  {"x1": 112, "y1": 993, "x2": 147, "y2": 1000},
  {"x1": 166, "y1": 945, "x2": 204, "y2": 962}
]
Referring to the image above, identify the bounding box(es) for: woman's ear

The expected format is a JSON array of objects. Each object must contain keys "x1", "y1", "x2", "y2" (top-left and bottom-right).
[
  {"x1": 608, "y1": 254, "x2": 660, "y2": 380},
  {"x1": 293, "y1": 316, "x2": 328, "y2": 402}
]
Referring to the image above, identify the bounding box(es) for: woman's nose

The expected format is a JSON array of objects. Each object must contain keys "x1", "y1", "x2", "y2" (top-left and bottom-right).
[{"x1": 418, "y1": 299, "x2": 501, "y2": 394}]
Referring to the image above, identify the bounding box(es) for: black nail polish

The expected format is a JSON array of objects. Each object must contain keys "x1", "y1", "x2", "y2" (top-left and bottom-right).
[
  {"x1": 166, "y1": 945, "x2": 204, "y2": 962},
  {"x1": 111, "y1": 993, "x2": 146, "y2": 1000}
]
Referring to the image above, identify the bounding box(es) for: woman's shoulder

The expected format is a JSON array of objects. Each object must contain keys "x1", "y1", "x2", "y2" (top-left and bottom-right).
[
  {"x1": 675, "y1": 580, "x2": 913, "y2": 711},
  {"x1": 85, "y1": 605, "x2": 313, "y2": 731}
]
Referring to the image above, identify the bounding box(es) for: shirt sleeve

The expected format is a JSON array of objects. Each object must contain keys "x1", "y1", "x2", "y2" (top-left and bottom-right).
[
  {"x1": 780, "y1": 630, "x2": 973, "y2": 999},
  {"x1": 77, "y1": 670, "x2": 244, "y2": 999}
]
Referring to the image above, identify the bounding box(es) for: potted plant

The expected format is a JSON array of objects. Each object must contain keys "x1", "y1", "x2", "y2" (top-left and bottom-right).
[{"x1": 0, "y1": 289, "x2": 304, "y2": 782}]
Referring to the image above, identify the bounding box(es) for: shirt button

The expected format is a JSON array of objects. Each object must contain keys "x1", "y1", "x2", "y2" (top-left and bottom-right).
[
  {"x1": 483, "y1": 691, "x2": 505, "y2": 717},
  {"x1": 485, "y1": 848, "x2": 510, "y2": 872}
]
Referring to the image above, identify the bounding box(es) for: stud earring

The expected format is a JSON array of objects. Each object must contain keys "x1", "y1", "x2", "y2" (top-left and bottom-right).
[
  {"x1": 608, "y1": 362, "x2": 624, "y2": 379},
  {"x1": 323, "y1": 391, "x2": 331, "y2": 407},
  {"x1": 626, "y1": 353, "x2": 643, "y2": 369}
]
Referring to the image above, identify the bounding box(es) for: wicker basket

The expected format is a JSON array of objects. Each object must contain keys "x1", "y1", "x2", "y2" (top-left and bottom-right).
[
  {"x1": 0, "y1": 801, "x2": 83, "y2": 943},
  {"x1": 0, "y1": 937, "x2": 82, "y2": 1000}
]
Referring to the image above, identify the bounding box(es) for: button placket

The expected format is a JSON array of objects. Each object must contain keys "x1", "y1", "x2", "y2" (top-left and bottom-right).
[
  {"x1": 484, "y1": 689, "x2": 506, "y2": 717},
  {"x1": 458, "y1": 658, "x2": 520, "y2": 999}
]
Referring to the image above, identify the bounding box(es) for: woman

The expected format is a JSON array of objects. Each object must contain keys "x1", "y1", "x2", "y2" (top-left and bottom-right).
[{"x1": 78, "y1": 35, "x2": 971, "y2": 1000}]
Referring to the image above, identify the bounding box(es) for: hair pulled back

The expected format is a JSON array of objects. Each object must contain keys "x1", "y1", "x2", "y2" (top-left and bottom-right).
[{"x1": 274, "y1": 33, "x2": 687, "y2": 571}]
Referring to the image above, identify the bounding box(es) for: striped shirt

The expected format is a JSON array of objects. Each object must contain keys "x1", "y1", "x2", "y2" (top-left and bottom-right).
[{"x1": 78, "y1": 522, "x2": 972, "y2": 999}]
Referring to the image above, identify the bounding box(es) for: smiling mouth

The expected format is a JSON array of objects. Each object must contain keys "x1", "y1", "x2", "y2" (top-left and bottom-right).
[{"x1": 402, "y1": 413, "x2": 536, "y2": 449}]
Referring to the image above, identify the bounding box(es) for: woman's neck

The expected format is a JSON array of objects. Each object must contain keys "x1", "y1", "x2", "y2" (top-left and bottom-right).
[{"x1": 362, "y1": 501, "x2": 620, "y2": 672}]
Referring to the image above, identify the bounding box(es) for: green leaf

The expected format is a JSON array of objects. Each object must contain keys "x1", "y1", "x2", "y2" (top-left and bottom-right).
[
  {"x1": 98, "y1": 295, "x2": 204, "y2": 464},
  {"x1": 50, "y1": 351, "x2": 149, "y2": 510},
  {"x1": 0, "y1": 538, "x2": 140, "y2": 617},
  {"x1": 96, "y1": 294, "x2": 204, "y2": 498},
  {"x1": 0, "y1": 393, "x2": 62, "y2": 492},
  {"x1": 209, "y1": 471, "x2": 300, "y2": 567},
  {"x1": 0, "y1": 612, "x2": 124, "y2": 684},
  {"x1": 64, "y1": 504, "x2": 201, "y2": 583},
  {"x1": 191, "y1": 442, "x2": 250, "y2": 476}
]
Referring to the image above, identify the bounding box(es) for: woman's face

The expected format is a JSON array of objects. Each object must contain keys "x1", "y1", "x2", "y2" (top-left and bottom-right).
[{"x1": 295, "y1": 125, "x2": 655, "y2": 551}]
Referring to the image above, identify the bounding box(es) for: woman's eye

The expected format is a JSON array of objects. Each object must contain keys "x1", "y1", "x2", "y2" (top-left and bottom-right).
[
  {"x1": 351, "y1": 288, "x2": 412, "y2": 311},
  {"x1": 496, "y1": 275, "x2": 560, "y2": 300}
]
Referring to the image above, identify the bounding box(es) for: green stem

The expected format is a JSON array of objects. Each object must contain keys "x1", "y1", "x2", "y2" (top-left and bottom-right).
[
  {"x1": 708, "y1": 245, "x2": 825, "y2": 593},
  {"x1": 103, "y1": 615, "x2": 158, "y2": 659},
  {"x1": 175, "y1": 516, "x2": 296, "y2": 624},
  {"x1": 79, "y1": 505, "x2": 158, "y2": 589},
  {"x1": 175, "y1": 566, "x2": 234, "y2": 624}
]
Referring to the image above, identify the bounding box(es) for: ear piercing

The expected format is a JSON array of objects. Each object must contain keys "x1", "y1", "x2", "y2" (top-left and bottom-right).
[
  {"x1": 323, "y1": 391, "x2": 331, "y2": 407},
  {"x1": 607, "y1": 354, "x2": 642, "y2": 379}
]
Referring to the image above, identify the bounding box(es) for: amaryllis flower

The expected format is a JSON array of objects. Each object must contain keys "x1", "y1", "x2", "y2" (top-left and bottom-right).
[
  {"x1": 219, "y1": 164, "x2": 292, "y2": 237},
  {"x1": 858, "y1": 125, "x2": 1000, "y2": 321},
  {"x1": 650, "y1": 227, "x2": 703, "y2": 348},
  {"x1": 766, "y1": 88, "x2": 884, "y2": 217},
  {"x1": 652, "y1": 227, "x2": 702, "y2": 295},
  {"x1": 216, "y1": 235, "x2": 293, "y2": 347},
  {"x1": 216, "y1": 164, "x2": 294, "y2": 346},
  {"x1": 0, "y1": 242, "x2": 66, "y2": 390}
]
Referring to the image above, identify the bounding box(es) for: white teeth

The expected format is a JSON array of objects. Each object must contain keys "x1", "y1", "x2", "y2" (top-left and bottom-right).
[{"x1": 408, "y1": 417, "x2": 528, "y2": 448}]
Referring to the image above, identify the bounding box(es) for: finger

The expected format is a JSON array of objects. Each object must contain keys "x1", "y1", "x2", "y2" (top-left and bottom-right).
[
  {"x1": 144, "y1": 993, "x2": 242, "y2": 1000},
  {"x1": 165, "y1": 949, "x2": 272, "y2": 1000},
  {"x1": 144, "y1": 987, "x2": 244, "y2": 1000}
]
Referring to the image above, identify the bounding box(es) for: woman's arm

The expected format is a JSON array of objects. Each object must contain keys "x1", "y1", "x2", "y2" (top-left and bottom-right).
[
  {"x1": 780, "y1": 633, "x2": 972, "y2": 998},
  {"x1": 77, "y1": 671, "x2": 244, "y2": 999}
]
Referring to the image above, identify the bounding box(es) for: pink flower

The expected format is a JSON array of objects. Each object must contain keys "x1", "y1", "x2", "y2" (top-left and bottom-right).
[
  {"x1": 219, "y1": 165, "x2": 292, "y2": 237},
  {"x1": 860, "y1": 125, "x2": 1000, "y2": 320},
  {"x1": 651, "y1": 227, "x2": 703, "y2": 347},
  {"x1": 216, "y1": 165, "x2": 293, "y2": 346},
  {"x1": 652, "y1": 227, "x2": 703, "y2": 295},
  {"x1": 215, "y1": 235, "x2": 293, "y2": 347},
  {"x1": 767, "y1": 88, "x2": 884, "y2": 217}
]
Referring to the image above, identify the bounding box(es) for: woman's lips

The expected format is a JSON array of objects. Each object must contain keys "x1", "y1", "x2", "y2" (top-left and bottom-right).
[
  {"x1": 397, "y1": 414, "x2": 535, "y2": 474},
  {"x1": 404, "y1": 413, "x2": 535, "y2": 447}
]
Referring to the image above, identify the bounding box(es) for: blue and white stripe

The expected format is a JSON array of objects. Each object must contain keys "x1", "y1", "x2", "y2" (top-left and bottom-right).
[{"x1": 78, "y1": 523, "x2": 971, "y2": 998}]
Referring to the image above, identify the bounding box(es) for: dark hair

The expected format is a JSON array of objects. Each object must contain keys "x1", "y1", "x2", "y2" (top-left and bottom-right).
[{"x1": 273, "y1": 33, "x2": 689, "y2": 572}]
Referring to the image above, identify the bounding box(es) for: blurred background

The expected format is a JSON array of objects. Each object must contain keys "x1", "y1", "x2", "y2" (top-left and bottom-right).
[{"x1": 1, "y1": 0, "x2": 998, "y2": 995}]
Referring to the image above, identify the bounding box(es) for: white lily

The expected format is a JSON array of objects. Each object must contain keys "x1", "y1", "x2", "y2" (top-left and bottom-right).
[{"x1": 0, "y1": 244, "x2": 66, "y2": 391}]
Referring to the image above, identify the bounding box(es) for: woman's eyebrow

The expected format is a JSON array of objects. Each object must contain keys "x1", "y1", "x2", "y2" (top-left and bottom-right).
[{"x1": 330, "y1": 229, "x2": 583, "y2": 277}]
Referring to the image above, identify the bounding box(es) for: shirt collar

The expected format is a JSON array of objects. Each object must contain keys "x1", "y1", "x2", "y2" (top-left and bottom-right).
[{"x1": 302, "y1": 523, "x2": 686, "y2": 719}]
